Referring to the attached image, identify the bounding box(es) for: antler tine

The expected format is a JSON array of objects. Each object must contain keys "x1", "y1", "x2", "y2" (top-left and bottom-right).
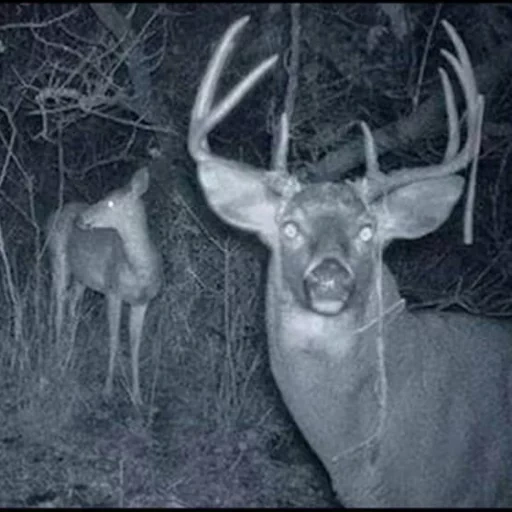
[
  {"x1": 192, "y1": 17, "x2": 248, "y2": 121},
  {"x1": 441, "y1": 20, "x2": 479, "y2": 108},
  {"x1": 367, "y1": 20, "x2": 484, "y2": 200},
  {"x1": 439, "y1": 66, "x2": 459, "y2": 162},
  {"x1": 360, "y1": 121, "x2": 384, "y2": 181},
  {"x1": 188, "y1": 16, "x2": 278, "y2": 163},
  {"x1": 357, "y1": 121, "x2": 386, "y2": 200},
  {"x1": 201, "y1": 55, "x2": 278, "y2": 142},
  {"x1": 272, "y1": 112, "x2": 290, "y2": 173},
  {"x1": 266, "y1": 112, "x2": 303, "y2": 197}
]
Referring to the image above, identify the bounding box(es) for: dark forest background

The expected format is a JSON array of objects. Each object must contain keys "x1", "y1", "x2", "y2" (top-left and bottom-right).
[{"x1": 0, "y1": 3, "x2": 511, "y2": 507}]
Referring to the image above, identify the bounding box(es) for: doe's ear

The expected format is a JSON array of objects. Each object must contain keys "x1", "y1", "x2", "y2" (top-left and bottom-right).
[
  {"x1": 373, "y1": 175, "x2": 465, "y2": 245},
  {"x1": 130, "y1": 167, "x2": 150, "y2": 197},
  {"x1": 197, "y1": 159, "x2": 281, "y2": 245}
]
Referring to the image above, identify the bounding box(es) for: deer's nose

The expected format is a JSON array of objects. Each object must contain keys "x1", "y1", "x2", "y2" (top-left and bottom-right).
[
  {"x1": 75, "y1": 214, "x2": 90, "y2": 230},
  {"x1": 305, "y1": 258, "x2": 353, "y2": 293},
  {"x1": 303, "y1": 257, "x2": 354, "y2": 315}
]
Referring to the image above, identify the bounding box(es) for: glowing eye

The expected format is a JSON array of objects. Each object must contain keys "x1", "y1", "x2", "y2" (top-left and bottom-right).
[
  {"x1": 359, "y1": 225, "x2": 373, "y2": 242},
  {"x1": 283, "y1": 221, "x2": 299, "y2": 239},
  {"x1": 107, "y1": 200, "x2": 114, "y2": 208}
]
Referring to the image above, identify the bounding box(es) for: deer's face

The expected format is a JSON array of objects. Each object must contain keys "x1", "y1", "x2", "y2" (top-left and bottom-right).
[
  {"x1": 188, "y1": 15, "x2": 473, "y2": 320},
  {"x1": 77, "y1": 168, "x2": 149, "y2": 232},
  {"x1": 278, "y1": 183, "x2": 377, "y2": 316}
]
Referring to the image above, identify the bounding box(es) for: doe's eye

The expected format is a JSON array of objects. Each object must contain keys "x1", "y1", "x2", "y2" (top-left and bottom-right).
[
  {"x1": 359, "y1": 225, "x2": 373, "y2": 242},
  {"x1": 107, "y1": 200, "x2": 115, "y2": 208},
  {"x1": 282, "y1": 221, "x2": 299, "y2": 239}
]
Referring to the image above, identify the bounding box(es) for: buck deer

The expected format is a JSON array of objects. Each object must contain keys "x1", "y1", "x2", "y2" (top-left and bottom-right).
[
  {"x1": 188, "y1": 16, "x2": 512, "y2": 507},
  {"x1": 46, "y1": 167, "x2": 162, "y2": 406}
]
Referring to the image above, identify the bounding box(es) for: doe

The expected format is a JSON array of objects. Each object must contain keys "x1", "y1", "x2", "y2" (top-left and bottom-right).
[{"x1": 47, "y1": 167, "x2": 162, "y2": 406}]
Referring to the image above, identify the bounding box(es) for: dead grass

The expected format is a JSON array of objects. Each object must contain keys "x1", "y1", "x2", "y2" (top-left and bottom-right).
[
  {"x1": 0, "y1": 192, "x2": 338, "y2": 508},
  {"x1": 1, "y1": 167, "x2": 510, "y2": 507}
]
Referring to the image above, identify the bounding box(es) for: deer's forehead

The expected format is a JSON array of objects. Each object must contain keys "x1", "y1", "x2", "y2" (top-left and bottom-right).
[
  {"x1": 106, "y1": 186, "x2": 128, "y2": 201},
  {"x1": 284, "y1": 182, "x2": 368, "y2": 220}
]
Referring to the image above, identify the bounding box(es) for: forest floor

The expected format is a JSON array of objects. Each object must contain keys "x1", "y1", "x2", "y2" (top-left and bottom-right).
[{"x1": 0, "y1": 293, "x2": 339, "y2": 508}]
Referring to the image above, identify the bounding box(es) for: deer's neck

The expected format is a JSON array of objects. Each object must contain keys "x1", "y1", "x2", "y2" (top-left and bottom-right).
[
  {"x1": 115, "y1": 212, "x2": 160, "y2": 281},
  {"x1": 266, "y1": 257, "x2": 404, "y2": 476}
]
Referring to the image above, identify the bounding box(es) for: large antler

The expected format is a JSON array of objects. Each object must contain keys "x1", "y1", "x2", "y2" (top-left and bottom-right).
[
  {"x1": 361, "y1": 20, "x2": 484, "y2": 200},
  {"x1": 188, "y1": 16, "x2": 279, "y2": 166}
]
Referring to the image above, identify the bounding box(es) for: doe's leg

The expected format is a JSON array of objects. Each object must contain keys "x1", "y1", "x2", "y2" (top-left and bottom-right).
[
  {"x1": 129, "y1": 302, "x2": 149, "y2": 406},
  {"x1": 105, "y1": 294, "x2": 122, "y2": 398},
  {"x1": 51, "y1": 247, "x2": 69, "y2": 344},
  {"x1": 62, "y1": 282, "x2": 86, "y2": 367}
]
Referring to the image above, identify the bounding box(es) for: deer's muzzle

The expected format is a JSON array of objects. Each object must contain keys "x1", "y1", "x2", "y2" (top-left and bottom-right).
[
  {"x1": 304, "y1": 257, "x2": 354, "y2": 315},
  {"x1": 76, "y1": 213, "x2": 92, "y2": 230}
]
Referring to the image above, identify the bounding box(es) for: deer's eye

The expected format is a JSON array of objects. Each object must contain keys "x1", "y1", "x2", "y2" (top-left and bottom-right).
[
  {"x1": 359, "y1": 225, "x2": 373, "y2": 242},
  {"x1": 282, "y1": 221, "x2": 299, "y2": 239},
  {"x1": 107, "y1": 200, "x2": 115, "y2": 208}
]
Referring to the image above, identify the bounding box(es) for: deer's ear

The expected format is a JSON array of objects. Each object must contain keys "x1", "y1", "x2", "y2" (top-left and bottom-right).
[
  {"x1": 130, "y1": 167, "x2": 149, "y2": 196},
  {"x1": 373, "y1": 175, "x2": 465, "y2": 244},
  {"x1": 197, "y1": 160, "x2": 281, "y2": 245}
]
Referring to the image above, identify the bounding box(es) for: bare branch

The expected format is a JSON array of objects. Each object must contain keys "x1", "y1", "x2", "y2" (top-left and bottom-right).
[
  {"x1": 0, "y1": 7, "x2": 80, "y2": 31},
  {"x1": 0, "y1": 105, "x2": 18, "y2": 188},
  {"x1": 311, "y1": 40, "x2": 512, "y2": 181},
  {"x1": 271, "y1": 3, "x2": 300, "y2": 172}
]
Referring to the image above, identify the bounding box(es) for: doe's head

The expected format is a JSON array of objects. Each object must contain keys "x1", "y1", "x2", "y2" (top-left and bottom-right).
[{"x1": 77, "y1": 167, "x2": 150, "y2": 232}]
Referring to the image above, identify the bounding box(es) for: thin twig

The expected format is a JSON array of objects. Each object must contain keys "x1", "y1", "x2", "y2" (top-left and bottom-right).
[
  {"x1": 412, "y1": 3, "x2": 443, "y2": 112},
  {"x1": 0, "y1": 7, "x2": 79, "y2": 31}
]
